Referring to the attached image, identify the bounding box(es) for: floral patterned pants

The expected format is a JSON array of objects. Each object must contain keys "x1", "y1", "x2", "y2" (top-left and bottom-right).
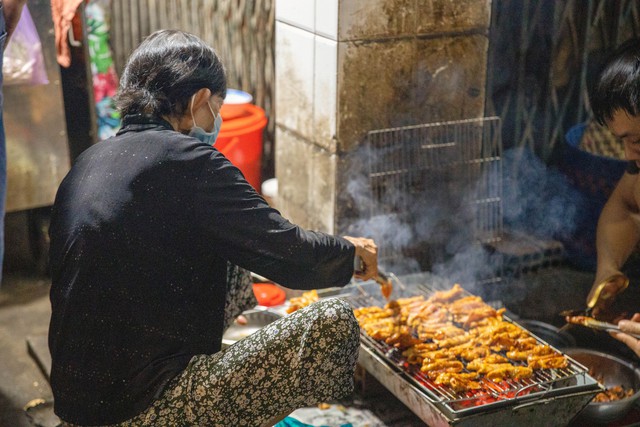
[{"x1": 112, "y1": 298, "x2": 360, "y2": 427}]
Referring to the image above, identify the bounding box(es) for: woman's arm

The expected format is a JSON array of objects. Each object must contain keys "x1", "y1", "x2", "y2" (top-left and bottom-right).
[{"x1": 192, "y1": 149, "x2": 376, "y2": 289}]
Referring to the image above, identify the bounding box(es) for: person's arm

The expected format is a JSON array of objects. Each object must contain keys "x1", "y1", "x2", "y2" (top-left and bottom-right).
[
  {"x1": 190, "y1": 147, "x2": 378, "y2": 289},
  {"x1": 3, "y1": 0, "x2": 27, "y2": 47},
  {"x1": 610, "y1": 313, "x2": 640, "y2": 358},
  {"x1": 589, "y1": 173, "x2": 640, "y2": 313}
]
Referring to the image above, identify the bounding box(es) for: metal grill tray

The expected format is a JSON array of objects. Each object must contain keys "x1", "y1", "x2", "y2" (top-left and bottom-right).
[
  {"x1": 322, "y1": 276, "x2": 601, "y2": 420},
  {"x1": 221, "y1": 309, "x2": 282, "y2": 347}
]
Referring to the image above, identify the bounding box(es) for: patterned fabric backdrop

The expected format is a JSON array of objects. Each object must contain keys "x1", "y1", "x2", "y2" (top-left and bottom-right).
[{"x1": 487, "y1": 0, "x2": 640, "y2": 160}]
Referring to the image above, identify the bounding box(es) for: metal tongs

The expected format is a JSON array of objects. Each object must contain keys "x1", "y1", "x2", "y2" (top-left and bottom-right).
[
  {"x1": 564, "y1": 316, "x2": 640, "y2": 339},
  {"x1": 559, "y1": 273, "x2": 630, "y2": 318},
  {"x1": 373, "y1": 270, "x2": 393, "y2": 300},
  {"x1": 354, "y1": 257, "x2": 393, "y2": 300}
]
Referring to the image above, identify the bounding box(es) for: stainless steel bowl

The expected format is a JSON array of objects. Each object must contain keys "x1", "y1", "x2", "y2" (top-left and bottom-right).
[
  {"x1": 221, "y1": 309, "x2": 282, "y2": 347},
  {"x1": 565, "y1": 348, "x2": 640, "y2": 424}
]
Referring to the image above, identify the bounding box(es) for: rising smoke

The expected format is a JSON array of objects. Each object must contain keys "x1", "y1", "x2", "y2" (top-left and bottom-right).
[
  {"x1": 342, "y1": 138, "x2": 583, "y2": 294},
  {"x1": 502, "y1": 147, "x2": 581, "y2": 242}
]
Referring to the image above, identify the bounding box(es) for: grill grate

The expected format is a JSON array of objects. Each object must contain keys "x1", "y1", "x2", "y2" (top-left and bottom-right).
[
  {"x1": 346, "y1": 279, "x2": 592, "y2": 417},
  {"x1": 362, "y1": 117, "x2": 503, "y2": 284}
]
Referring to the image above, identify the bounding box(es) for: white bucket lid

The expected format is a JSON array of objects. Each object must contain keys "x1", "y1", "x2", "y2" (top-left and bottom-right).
[
  {"x1": 225, "y1": 88, "x2": 253, "y2": 105},
  {"x1": 261, "y1": 178, "x2": 278, "y2": 198}
]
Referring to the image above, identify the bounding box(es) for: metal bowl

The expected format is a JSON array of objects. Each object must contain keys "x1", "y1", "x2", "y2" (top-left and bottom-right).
[
  {"x1": 221, "y1": 309, "x2": 282, "y2": 347},
  {"x1": 565, "y1": 348, "x2": 640, "y2": 424}
]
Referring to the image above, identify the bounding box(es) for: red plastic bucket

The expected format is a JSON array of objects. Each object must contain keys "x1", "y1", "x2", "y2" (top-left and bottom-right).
[
  {"x1": 217, "y1": 103, "x2": 267, "y2": 191},
  {"x1": 252, "y1": 283, "x2": 286, "y2": 306}
]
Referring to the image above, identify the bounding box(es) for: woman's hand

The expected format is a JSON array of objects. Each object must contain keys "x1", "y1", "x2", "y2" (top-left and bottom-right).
[
  {"x1": 343, "y1": 236, "x2": 378, "y2": 281},
  {"x1": 610, "y1": 313, "x2": 640, "y2": 358}
]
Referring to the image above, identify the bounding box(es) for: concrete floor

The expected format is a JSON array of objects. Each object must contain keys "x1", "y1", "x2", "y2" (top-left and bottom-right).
[{"x1": 0, "y1": 270, "x2": 56, "y2": 427}]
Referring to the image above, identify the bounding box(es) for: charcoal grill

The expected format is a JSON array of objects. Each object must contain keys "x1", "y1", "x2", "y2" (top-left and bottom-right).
[
  {"x1": 327, "y1": 277, "x2": 601, "y2": 426},
  {"x1": 339, "y1": 118, "x2": 600, "y2": 424}
]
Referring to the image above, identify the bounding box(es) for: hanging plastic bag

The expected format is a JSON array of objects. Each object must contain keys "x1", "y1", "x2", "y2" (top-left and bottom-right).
[{"x1": 3, "y1": 5, "x2": 49, "y2": 86}]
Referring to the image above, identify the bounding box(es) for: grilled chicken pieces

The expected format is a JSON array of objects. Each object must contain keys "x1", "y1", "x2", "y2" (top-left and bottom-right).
[
  {"x1": 286, "y1": 289, "x2": 319, "y2": 314},
  {"x1": 290, "y1": 284, "x2": 570, "y2": 394},
  {"x1": 354, "y1": 284, "x2": 569, "y2": 392}
]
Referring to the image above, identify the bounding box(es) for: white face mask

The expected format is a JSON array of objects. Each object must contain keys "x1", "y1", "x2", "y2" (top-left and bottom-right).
[{"x1": 188, "y1": 94, "x2": 222, "y2": 145}]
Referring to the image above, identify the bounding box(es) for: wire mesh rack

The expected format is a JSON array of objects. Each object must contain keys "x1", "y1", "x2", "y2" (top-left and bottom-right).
[{"x1": 360, "y1": 117, "x2": 503, "y2": 285}]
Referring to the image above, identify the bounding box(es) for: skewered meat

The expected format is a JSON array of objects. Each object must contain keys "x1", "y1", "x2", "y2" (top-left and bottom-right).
[
  {"x1": 447, "y1": 296, "x2": 486, "y2": 315},
  {"x1": 353, "y1": 306, "x2": 397, "y2": 320},
  {"x1": 466, "y1": 354, "x2": 509, "y2": 371},
  {"x1": 402, "y1": 343, "x2": 439, "y2": 364},
  {"x1": 461, "y1": 307, "x2": 506, "y2": 328},
  {"x1": 479, "y1": 330, "x2": 531, "y2": 351},
  {"x1": 428, "y1": 324, "x2": 466, "y2": 341},
  {"x1": 486, "y1": 365, "x2": 533, "y2": 382},
  {"x1": 380, "y1": 280, "x2": 393, "y2": 300},
  {"x1": 527, "y1": 353, "x2": 568, "y2": 370},
  {"x1": 458, "y1": 344, "x2": 492, "y2": 361},
  {"x1": 426, "y1": 283, "x2": 465, "y2": 304},
  {"x1": 565, "y1": 315, "x2": 591, "y2": 326},
  {"x1": 351, "y1": 283, "x2": 570, "y2": 394},
  {"x1": 507, "y1": 345, "x2": 555, "y2": 361},
  {"x1": 286, "y1": 289, "x2": 319, "y2": 313},
  {"x1": 383, "y1": 326, "x2": 422, "y2": 349},
  {"x1": 418, "y1": 348, "x2": 456, "y2": 364},
  {"x1": 433, "y1": 372, "x2": 481, "y2": 392},
  {"x1": 421, "y1": 359, "x2": 465, "y2": 376},
  {"x1": 407, "y1": 304, "x2": 450, "y2": 328},
  {"x1": 435, "y1": 331, "x2": 480, "y2": 348},
  {"x1": 511, "y1": 337, "x2": 539, "y2": 350}
]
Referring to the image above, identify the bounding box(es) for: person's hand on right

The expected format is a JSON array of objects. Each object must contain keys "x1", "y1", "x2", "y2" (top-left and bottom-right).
[
  {"x1": 610, "y1": 313, "x2": 640, "y2": 358},
  {"x1": 343, "y1": 236, "x2": 378, "y2": 282}
]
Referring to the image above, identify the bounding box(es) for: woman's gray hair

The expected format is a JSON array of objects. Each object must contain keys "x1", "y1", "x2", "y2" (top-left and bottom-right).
[{"x1": 115, "y1": 29, "x2": 227, "y2": 118}]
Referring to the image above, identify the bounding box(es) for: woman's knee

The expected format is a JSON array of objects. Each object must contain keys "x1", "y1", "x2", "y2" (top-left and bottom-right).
[{"x1": 307, "y1": 298, "x2": 359, "y2": 341}]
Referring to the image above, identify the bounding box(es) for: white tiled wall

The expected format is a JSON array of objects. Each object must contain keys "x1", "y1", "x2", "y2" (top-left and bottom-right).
[
  {"x1": 314, "y1": 35, "x2": 338, "y2": 149},
  {"x1": 315, "y1": 0, "x2": 339, "y2": 40},
  {"x1": 275, "y1": 0, "x2": 315, "y2": 32},
  {"x1": 275, "y1": 21, "x2": 315, "y2": 139},
  {"x1": 275, "y1": 0, "x2": 340, "y2": 149}
]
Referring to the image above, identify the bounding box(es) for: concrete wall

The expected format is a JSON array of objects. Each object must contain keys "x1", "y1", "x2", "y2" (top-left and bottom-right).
[{"x1": 275, "y1": 0, "x2": 491, "y2": 233}]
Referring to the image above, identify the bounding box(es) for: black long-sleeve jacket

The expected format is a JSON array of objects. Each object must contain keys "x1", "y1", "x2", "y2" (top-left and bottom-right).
[{"x1": 48, "y1": 115, "x2": 355, "y2": 425}]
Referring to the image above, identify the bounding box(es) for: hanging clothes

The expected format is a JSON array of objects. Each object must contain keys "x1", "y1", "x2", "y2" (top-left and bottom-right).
[
  {"x1": 85, "y1": 0, "x2": 121, "y2": 139},
  {"x1": 50, "y1": 0, "x2": 85, "y2": 67}
]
